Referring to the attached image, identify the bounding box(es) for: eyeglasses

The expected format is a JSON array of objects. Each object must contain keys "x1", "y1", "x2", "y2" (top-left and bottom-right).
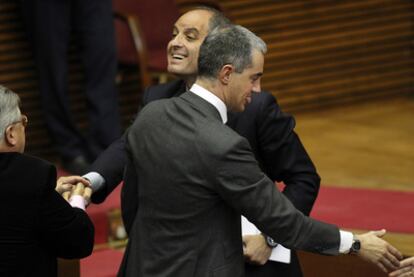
[{"x1": 10, "y1": 114, "x2": 28, "y2": 128}]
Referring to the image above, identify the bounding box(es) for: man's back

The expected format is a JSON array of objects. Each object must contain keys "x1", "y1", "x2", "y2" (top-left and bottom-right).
[
  {"x1": 122, "y1": 92, "x2": 247, "y2": 276},
  {"x1": 0, "y1": 152, "x2": 94, "y2": 277},
  {"x1": 121, "y1": 92, "x2": 339, "y2": 277}
]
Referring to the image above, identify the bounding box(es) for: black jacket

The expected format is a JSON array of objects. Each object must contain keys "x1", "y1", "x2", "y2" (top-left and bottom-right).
[
  {"x1": 0, "y1": 152, "x2": 94, "y2": 277},
  {"x1": 92, "y1": 79, "x2": 320, "y2": 215}
]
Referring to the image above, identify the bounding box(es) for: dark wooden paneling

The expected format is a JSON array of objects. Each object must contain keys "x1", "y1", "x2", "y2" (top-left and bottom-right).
[
  {"x1": 177, "y1": 0, "x2": 414, "y2": 110},
  {"x1": 0, "y1": 0, "x2": 413, "y2": 158},
  {"x1": 0, "y1": 1, "x2": 141, "y2": 160}
]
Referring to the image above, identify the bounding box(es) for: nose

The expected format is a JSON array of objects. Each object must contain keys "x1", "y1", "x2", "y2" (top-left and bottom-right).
[
  {"x1": 169, "y1": 34, "x2": 184, "y2": 48},
  {"x1": 252, "y1": 81, "x2": 261, "y2": 93}
]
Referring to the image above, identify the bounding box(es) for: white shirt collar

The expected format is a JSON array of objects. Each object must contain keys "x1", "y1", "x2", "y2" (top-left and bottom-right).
[{"x1": 190, "y1": 83, "x2": 228, "y2": 124}]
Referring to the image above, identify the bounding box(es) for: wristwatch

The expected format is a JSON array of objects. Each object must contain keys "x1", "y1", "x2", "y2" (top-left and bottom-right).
[
  {"x1": 349, "y1": 238, "x2": 361, "y2": 254},
  {"x1": 262, "y1": 234, "x2": 278, "y2": 248}
]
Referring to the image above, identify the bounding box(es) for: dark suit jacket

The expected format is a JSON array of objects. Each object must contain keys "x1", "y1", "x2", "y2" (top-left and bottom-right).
[
  {"x1": 0, "y1": 152, "x2": 94, "y2": 277},
  {"x1": 92, "y1": 79, "x2": 320, "y2": 216},
  {"x1": 118, "y1": 92, "x2": 339, "y2": 277}
]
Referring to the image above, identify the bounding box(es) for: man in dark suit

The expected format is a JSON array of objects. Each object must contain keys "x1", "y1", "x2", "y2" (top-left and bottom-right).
[
  {"x1": 0, "y1": 85, "x2": 94, "y2": 276},
  {"x1": 85, "y1": 7, "x2": 316, "y2": 276},
  {"x1": 119, "y1": 24, "x2": 401, "y2": 277}
]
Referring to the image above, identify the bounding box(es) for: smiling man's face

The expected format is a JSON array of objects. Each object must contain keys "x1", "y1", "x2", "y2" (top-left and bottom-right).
[{"x1": 167, "y1": 10, "x2": 212, "y2": 79}]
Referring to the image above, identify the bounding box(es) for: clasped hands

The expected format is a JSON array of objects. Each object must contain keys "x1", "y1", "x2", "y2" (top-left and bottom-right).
[
  {"x1": 56, "y1": 176, "x2": 92, "y2": 206},
  {"x1": 243, "y1": 230, "x2": 411, "y2": 276},
  {"x1": 356, "y1": 230, "x2": 414, "y2": 277}
]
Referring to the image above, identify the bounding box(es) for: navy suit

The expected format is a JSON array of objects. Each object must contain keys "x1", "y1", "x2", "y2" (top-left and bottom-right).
[{"x1": 91, "y1": 79, "x2": 320, "y2": 276}]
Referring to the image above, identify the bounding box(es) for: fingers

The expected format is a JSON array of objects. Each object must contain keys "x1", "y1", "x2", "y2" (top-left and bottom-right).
[
  {"x1": 379, "y1": 254, "x2": 399, "y2": 272},
  {"x1": 376, "y1": 261, "x2": 387, "y2": 273},
  {"x1": 377, "y1": 243, "x2": 401, "y2": 272},
  {"x1": 83, "y1": 187, "x2": 92, "y2": 205},
  {"x1": 387, "y1": 244, "x2": 404, "y2": 261},
  {"x1": 400, "y1": 257, "x2": 414, "y2": 267},
  {"x1": 62, "y1": 191, "x2": 71, "y2": 201},
  {"x1": 242, "y1": 234, "x2": 272, "y2": 265},
  {"x1": 385, "y1": 251, "x2": 402, "y2": 268},
  {"x1": 56, "y1": 183, "x2": 72, "y2": 194},
  {"x1": 389, "y1": 257, "x2": 414, "y2": 277},
  {"x1": 58, "y1": 175, "x2": 89, "y2": 185},
  {"x1": 57, "y1": 176, "x2": 90, "y2": 192},
  {"x1": 389, "y1": 266, "x2": 414, "y2": 277},
  {"x1": 358, "y1": 231, "x2": 403, "y2": 273},
  {"x1": 242, "y1": 235, "x2": 251, "y2": 243},
  {"x1": 371, "y1": 229, "x2": 387, "y2": 238},
  {"x1": 73, "y1": 182, "x2": 85, "y2": 195}
]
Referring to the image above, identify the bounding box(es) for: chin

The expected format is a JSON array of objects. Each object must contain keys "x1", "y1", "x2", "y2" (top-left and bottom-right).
[
  {"x1": 230, "y1": 106, "x2": 244, "y2": 113},
  {"x1": 168, "y1": 65, "x2": 186, "y2": 75}
]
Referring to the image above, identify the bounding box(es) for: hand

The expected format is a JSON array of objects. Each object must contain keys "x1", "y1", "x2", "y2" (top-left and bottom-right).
[
  {"x1": 243, "y1": 234, "x2": 272, "y2": 265},
  {"x1": 71, "y1": 182, "x2": 93, "y2": 206},
  {"x1": 56, "y1": 175, "x2": 90, "y2": 196},
  {"x1": 356, "y1": 229, "x2": 403, "y2": 273},
  {"x1": 389, "y1": 257, "x2": 414, "y2": 277}
]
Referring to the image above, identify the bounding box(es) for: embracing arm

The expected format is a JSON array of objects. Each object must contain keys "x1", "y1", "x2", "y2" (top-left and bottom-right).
[
  {"x1": 89, "y1": 85, "x2": 159, "y2": 204},
  {"x1": 213, "y1": 136, "x2": 402, "y2": 272},
  {"x1": 90, "y1": 134, "x2": 128, "y2": 203},
  {"x1": 256, "y1": 92, "x2": 320, "y2": 215}
]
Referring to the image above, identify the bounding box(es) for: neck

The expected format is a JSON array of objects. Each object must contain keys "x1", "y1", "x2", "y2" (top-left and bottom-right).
[
  {"x1": 194, "y1": 78, "x2": 224, "y2": 103},
  {"x1": 0, "y1": 144, "x2": 10, "y2": 153},
  {"x1": 183, "y1": 75, "x2": 197, "y2": 89}
]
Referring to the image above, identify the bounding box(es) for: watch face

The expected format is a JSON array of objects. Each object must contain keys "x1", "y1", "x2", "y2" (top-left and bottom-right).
[
  {"x1": 351, "y1": 239, "x2": 361, "y2": 253},
  {"x1": 266, "y1": 236, "x2": 278, "y2": 248},
  {"x1": 353, "y1": 240, "x2": 361, "y2": 250}
]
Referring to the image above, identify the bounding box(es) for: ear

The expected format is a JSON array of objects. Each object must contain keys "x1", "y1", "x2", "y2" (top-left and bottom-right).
[
  {"x1": 4, "y1": 125, "x2": 17, "y2": 147},
  {"x1": 218, "y1": 64, "x2": 234, "y2": 85}
]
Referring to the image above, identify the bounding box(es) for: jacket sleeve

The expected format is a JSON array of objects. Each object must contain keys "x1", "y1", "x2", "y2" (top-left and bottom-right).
[
  {"x1": 90, "y1": 134, "x2": 128, "y2": 203},
  {"x1": 256, "y1": 92, "x2": 320, "y2": 215},
  {"x1": 213, "y1": 136, "x2": 339, "y2": 255},
  {"x1": 39, "y1": 166, "x2": 94, "y2": 259},
  {"x1": 90, "y1": 87, "x2": 152, "y2": 204}
]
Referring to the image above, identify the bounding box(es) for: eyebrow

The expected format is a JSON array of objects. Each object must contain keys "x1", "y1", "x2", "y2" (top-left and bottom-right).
[
  {"x1": 183, "y1": 27, "x2": 200, "y2": 35},
  {"x1": 251, "y1": 73, "x2": 263, "y2": 78}
]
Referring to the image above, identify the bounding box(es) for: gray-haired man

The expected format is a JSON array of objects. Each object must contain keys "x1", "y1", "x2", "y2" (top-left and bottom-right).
[
  {"x1": 0, "y1": 85, "x2": 94, "y2": 276},
  {"x1": 119, "y1": 25, "x2": 402, "y2": 277}
]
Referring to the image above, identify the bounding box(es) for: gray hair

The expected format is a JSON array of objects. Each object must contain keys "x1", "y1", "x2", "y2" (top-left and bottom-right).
[
  {"x1": 198, "y1": 25, "x2": 267, "y2": 80},
  {"x1": 0, "y1": 85, "x2": 21, "y2": 141}
]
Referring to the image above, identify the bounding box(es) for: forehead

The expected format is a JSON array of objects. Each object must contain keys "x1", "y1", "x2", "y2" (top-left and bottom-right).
[
  {"x1": 174, "y1": 10, "x2": 212, "y2": 34},
  {"x1": 252, "y1": 49, "x2": 264, "y2": 66},
  {"x1": 245, "y1": 49, "x2": 264, "y2": 72}
]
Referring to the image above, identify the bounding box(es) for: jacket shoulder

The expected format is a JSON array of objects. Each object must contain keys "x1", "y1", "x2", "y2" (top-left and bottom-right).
[
  {"x1": 0, "y1": 153, "x2": 55, "y2": 184},
  {"x1": 143, "y1": 79, "x2": 186, "y2": 104}
]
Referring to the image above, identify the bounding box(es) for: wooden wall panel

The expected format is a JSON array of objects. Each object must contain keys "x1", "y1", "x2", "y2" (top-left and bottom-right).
[
  {"x1": 0, "y1": 1, "x2": 141, "y2": 160},
  {"x1": 177, "y1": 0, "x2": 414, "y2": 110},
  {"x1": 0, "y1": 0, "x2": 413, "y2": 158}
]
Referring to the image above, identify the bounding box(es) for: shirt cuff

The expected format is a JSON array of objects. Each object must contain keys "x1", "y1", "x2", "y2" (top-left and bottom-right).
[
  {"x1": 83, "y1": 172, "x2": 105, "y2": 192},
  {"x1": 69, "y1": 195, "x2": 86, "y2": 210},
  {"x1": 339, "y1": 230, "x2": 354, "y2": 254}
]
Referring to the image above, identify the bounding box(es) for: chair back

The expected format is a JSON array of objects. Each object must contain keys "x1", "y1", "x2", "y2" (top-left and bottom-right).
[{"x1": 113, "y1": 0, "x2": 180, "y2": 68}]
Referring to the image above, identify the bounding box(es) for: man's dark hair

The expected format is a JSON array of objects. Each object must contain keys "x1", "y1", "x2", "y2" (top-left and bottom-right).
[{"x1": 191, "y1": 6, "x2": 231, "y2": 32}]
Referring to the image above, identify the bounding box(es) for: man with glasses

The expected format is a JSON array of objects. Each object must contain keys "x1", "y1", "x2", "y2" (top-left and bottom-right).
[{"x1": 0, "y1": 85, "x2": 94, "y2": 276}]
